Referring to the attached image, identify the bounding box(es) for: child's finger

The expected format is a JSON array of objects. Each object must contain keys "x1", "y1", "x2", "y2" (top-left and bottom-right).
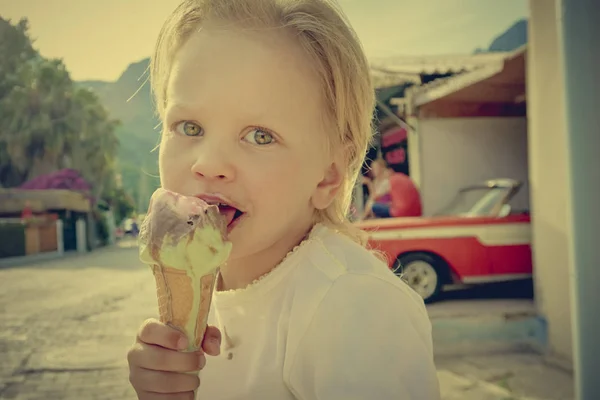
[
  {"x1": 137, "y1": 318, "x2": 188, "y2": 350},
  {"x1": 201, "y1": 326, "x2": 221, "y2": 356},
  {"x1": 135, "y1": 391, "x2": 195, "y2": 400},
  {"x1": 130, "y1": 368, "x2": 199, "y2": 395},
  {"x1": 128, "y1": 342, "x2": 205, "y2": 373}
]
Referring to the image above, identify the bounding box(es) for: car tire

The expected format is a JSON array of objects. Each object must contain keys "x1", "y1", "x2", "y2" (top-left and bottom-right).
[{"x1": 393, "y1": 252, "x2": 446, "y2": 303}]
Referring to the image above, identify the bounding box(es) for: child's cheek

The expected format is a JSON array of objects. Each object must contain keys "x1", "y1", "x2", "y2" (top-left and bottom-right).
[{"x1": 159, "y1": 139, "x2": 188, "y2": 177}]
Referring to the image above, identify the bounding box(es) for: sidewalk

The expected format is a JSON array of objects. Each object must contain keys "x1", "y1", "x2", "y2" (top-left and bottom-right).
[
  {"x1": 437, "y1": 352, "x2": 574, "y2": 400},
  {"x1": 430, "y1": 298, "x2": 574, "y2": 400}
]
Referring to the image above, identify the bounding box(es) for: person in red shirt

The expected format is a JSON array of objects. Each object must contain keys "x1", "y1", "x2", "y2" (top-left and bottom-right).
[{"x1": 361, "y1": 159, "x2": 422, "y2": 219}]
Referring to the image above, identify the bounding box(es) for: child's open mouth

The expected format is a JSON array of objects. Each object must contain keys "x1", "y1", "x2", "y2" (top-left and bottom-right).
[
  {"x1": 217, "y1": 204, "x2": 245, "y2": 230},
  {"x1": 196, "y1": 195, "x2": 246, "y2": 232}
]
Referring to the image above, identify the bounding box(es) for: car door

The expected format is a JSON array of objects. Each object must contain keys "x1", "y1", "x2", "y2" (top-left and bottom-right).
[{"x1": 481, "y1": 215, "x2": 533, "y2": 277}]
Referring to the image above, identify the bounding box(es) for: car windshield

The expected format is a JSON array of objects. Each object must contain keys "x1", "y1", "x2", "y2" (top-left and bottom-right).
[{"x1": 435, "y1": 186, "x2": 512, "y2": 217}]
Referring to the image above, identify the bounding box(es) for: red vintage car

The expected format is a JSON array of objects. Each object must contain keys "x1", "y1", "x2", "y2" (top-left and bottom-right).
[{"x1": 356, "y1": 179, "x2": 532, "y2": 303}]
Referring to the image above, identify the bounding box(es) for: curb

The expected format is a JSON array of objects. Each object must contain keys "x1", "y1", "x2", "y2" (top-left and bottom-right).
[
  {"x1": 0, "y1": 244, "x2": 125, "y2": 269},
  {"x1": 0, "y1": 251, "x2": 69, "y2": 269},
  {"x1": 438, "y1": 370, "x2": 543, "y2": 400},
  {"x1": 432, "y1": 313, "x2": 547, "y2": 356}
]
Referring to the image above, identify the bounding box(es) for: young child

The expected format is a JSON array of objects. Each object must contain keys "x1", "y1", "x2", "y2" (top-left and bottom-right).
[{"x1": 127, "y1": 0, "x2": 440, "y2": 398}]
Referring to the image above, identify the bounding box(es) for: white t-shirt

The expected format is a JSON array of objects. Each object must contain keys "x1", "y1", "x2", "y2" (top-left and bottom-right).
[
  {"x1": 373, "y1": 177, "x2": 391, "y2": 198},
  {"x1": 197, "y1": 224, "x2": 440, "y2": 400}
]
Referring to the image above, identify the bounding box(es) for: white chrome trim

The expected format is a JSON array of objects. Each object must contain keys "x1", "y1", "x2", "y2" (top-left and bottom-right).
[
  {"x1": 461, "y1": 273, "x2": 532, "y2": 284},
  {"x1": 369, "y1": 223, "x2": 531, "y2": 246}
]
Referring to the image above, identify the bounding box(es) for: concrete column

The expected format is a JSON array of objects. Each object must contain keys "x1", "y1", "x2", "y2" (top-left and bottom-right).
[
  {"x1": 55, "y1": 219, "x2": 64, "y2": 255},
  {"x1": 556, "y1": 0, "x2": 600, "y2": 398},
  {"x1": 406, "y1": 116, "x2": 421, "y2": 188},
  {"x1": 105, "y1": 210, "x2": 116, "y2": 245},
  {"x1": 527, "y1": 0, "x2": 573, "y2": 364},
  {"x1": 76, "y1": 218, "x2": 87, "y2": 253}
]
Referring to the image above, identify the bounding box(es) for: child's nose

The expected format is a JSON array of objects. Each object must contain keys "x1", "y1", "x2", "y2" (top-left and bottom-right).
[{"x1": 190, "y1": 144, "x2": 235, "y2": 182}]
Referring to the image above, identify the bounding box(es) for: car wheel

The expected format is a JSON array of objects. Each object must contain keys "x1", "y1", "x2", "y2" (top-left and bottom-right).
[{"x1": 393, "y1": 252, "x2": 446, "y2": 303}]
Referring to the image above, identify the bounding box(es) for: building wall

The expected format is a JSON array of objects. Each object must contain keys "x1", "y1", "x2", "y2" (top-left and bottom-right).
[
  {"x1": 418, "y1": 117, "x2": 529, "y2": 215},
  {"x1": 527, "y1": 0, "x2": 573, "y2": 364}
]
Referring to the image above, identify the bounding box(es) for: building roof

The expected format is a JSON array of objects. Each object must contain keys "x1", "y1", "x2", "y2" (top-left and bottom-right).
[
  {"x1": 371, "y1": 52, "x2": 510, "y2": 73},
  {"x1": 0, "y1": 169, "x2": 93, "y2": 215},
  {"x1": 403, "y1": 46, "x2": 527, "y2": 117},
  {"x1": 0, "y1": 189, "x2": 91, "y2": 214},
  {"x1": 370, "y1": 51, "x2": 511, "y2": 89},
  {"x1": 19, "y1": 169, "x2": 92, "y2": 192}
]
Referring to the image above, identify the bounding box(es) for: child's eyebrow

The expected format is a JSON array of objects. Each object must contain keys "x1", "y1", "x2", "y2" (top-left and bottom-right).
[{"x1": 164, "y1": 102, "x2": 204, "y2": 119}]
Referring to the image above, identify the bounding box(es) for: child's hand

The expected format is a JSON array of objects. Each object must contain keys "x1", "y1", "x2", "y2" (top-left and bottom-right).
[{"x1": 127, "y1": 318, "x2": 221, "y2": 399}]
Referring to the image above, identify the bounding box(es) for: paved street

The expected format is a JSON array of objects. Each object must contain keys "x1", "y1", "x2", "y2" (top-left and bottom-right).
[
  {"x1": 1, "y1": 242, "x2": 153, "y2": 400},
  {"x1": 0, "y1": 244, "x2": 574, "y2": 399}
]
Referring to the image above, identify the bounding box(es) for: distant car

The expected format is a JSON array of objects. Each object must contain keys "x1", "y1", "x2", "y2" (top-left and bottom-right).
[
  {"x1": 120, "y1": 218, "x2": 139, "y2": 238},
  {"x1": 356, "y1": 179, "x2": 532, "y2": 303}
]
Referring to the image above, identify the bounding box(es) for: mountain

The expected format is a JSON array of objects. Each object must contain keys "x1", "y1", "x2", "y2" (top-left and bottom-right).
[
  {"x1": 488, "y1": 19, "x2": 527, "y2": 52},
  {"x1": 78, "y1": 58, "x2": 159, "y2": 212},
  {"x1": 476, "y1": 19, "x2": 528, "y2": 53}
]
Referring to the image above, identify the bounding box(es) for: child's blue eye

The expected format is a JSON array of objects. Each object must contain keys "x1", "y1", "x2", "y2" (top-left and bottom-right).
[
  {"x1": 175, "y1": 121, "x2": 204, "y2": 137},
  {"x1": 243, "y1": 128, "x2": 275, "y2": 145}
]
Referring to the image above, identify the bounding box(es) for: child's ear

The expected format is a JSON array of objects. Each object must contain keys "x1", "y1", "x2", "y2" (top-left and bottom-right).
[{"x1": 311, "y1": 162, "x2": 344, "y2": 210}]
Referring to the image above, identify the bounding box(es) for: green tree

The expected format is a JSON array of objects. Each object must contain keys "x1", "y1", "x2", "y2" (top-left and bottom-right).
[
  {"x1": 1, "y1": 57, "x2": 78, "y2": 183},
  {"x1": 65, "y1": 86, "x2": 121, "y2": 200},
  {"x1": 0, "y1": 17, "x2": 135, "y2": 217},
  {"x1": 105, "y1": 185, "x2": 136, "y2": 224}
]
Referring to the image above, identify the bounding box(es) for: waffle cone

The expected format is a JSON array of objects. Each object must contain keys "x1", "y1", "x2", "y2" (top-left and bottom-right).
[{"x1": 152, "y1": 264, "x2": 218, "y2": 351}]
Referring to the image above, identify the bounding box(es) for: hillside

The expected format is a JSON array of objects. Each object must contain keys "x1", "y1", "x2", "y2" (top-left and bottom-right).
[
  {"x1": 474, "y1": 18, "x2": 528, "y2": 53},
  {"x1": 78, "y1": 58, "x2": 159, "y2": 212},
  {"x1": 488, "y1": 19, "x2": 527, "y2": 52}
]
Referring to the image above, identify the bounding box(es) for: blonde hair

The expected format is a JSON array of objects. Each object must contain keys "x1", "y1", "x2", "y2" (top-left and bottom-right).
[{"x1": 151, "y1": 0, "x2": 376, "y2": 244}]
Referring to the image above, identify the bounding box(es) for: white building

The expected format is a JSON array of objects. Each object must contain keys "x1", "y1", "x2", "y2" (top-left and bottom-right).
[{"x1": 397, "y1": 1, "x2": 599, "y2": 397}]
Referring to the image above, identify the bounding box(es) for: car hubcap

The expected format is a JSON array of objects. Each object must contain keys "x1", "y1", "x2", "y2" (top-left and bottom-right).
[{"x1": 400, "y1": 261, "x2": 438, "y2": 299}]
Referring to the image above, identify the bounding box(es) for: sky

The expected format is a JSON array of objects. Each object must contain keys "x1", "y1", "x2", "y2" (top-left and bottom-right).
[{"x1": 0, "y1": 0, "x2": 528, "y2": 82}]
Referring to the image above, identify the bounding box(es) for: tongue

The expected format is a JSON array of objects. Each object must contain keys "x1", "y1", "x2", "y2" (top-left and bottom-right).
[{"x1": 219, "y1": 206, "x2": 237, "y2": 226}]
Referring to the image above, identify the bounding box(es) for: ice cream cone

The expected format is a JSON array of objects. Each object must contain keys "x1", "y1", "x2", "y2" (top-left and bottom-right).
[
  {"x1": 139, "y1": 188, "x2": 233, "y2": 399},
  {"x1": 152, "y1": 264, "x2": 218, "y2": 351},
  {"x1": 138, "y1": 188, "x2": 233, "y2": 360}
]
